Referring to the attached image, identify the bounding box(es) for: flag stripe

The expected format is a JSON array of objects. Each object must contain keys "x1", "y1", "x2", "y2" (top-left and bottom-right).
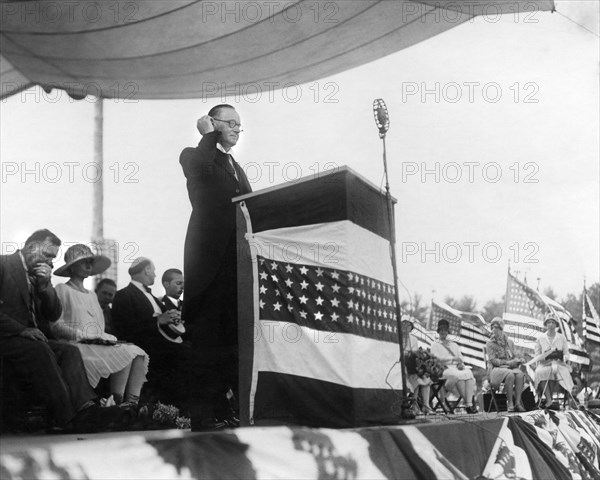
[
  {"x1": 251, "y1": 220, "x2": 393, "y2": 283},
  {"x1": 253, "y1": 372, "x2": 401, "y2": 427},
  {"x1": 254, "y1": 320, "x2": 400, "y2": 389}
]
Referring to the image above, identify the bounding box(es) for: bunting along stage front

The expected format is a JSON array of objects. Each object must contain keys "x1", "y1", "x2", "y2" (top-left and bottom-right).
[{"x1": 234, "y1": 167, "x2": 402, "y2": 427}]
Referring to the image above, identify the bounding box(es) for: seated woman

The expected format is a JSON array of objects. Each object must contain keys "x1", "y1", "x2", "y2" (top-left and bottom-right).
[
  {"x1": 534, "y1": 313, "x2": 573, "y2": 408},
  {"x1": 430, "y1": 319, "x2": 477, "y2": 413},
  {"x1": 401, "y1": 317, "x2": 434, "y2": 415},
  {"x1": 486, "y1": 317, "x2": 526, "y2": 412},
  {"x1": 52, "y1": 244, "x2": 149, "y2": 407}
]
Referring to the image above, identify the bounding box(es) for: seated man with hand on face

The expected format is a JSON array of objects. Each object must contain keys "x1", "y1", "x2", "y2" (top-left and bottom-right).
[
  {"x1": 112, "y1": 257, "x2": 193, "y2": 411},
  {"x1": 0, "y1": 229, "x2": 124, "y2": 432}
]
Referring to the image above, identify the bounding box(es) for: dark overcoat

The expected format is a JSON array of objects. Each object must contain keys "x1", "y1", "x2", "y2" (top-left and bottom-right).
[{"x1": 179, "y1": 131, "x2": 252, "y2": 324}]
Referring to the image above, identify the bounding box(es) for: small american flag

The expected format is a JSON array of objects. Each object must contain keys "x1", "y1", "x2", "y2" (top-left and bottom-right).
[
  {"x1": 583, "y1": 291, "x2": 600, "y2": 345},
  {"x1": 503, "y1": 272, "x2": 547, "y2": 351}
]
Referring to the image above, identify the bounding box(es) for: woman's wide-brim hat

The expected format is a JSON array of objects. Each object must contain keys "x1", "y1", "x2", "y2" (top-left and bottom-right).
[
  {"x1": 54, "y1": 244, "x2": 111, "y2": 277},
  {"x1": 544, "y1": 312, "x2": 559, "y2": 326}
]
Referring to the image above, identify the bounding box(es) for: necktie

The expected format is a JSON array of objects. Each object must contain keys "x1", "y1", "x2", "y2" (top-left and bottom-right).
[
  {"x1": 27, "y1": 273, "x2": 38, "y2": 327},
  {"x1": 144, "y1": 285, "x2": 152, "y2": 294},
  {"x1": 224, "y1": 154, "x2": 239, "y2": 180},
  {"x1": 177, "y1": 299, "x2": 183, "y2": 311}
]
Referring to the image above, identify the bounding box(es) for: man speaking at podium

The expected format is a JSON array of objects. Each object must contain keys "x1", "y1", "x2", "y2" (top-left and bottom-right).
[{"x1": 179, "y1": 104, "x2": 252, "y2": 429}]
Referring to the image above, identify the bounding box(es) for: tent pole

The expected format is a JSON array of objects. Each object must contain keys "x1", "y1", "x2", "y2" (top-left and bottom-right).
[{"x1": 92, "y1": 97, "x2": 104, "y2": 287}]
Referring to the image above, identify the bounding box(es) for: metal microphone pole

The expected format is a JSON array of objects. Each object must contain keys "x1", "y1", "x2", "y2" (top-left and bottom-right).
[{"x1": 373, "y1": 99, "x2": 414, "y2": 420}]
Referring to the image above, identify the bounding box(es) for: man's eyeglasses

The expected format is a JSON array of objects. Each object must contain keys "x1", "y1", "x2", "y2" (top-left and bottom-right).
[{"x1": 213, "y1": 118, "x2": 242, "y2": 129}]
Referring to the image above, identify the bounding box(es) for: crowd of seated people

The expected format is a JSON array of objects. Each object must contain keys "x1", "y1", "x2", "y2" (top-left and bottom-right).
[
  {"x1": 2, "y1": 228, "x2": 594, "y2": 433},
  {"x1": 0, "y1": 229, "x2": 190, "y2": 433}
]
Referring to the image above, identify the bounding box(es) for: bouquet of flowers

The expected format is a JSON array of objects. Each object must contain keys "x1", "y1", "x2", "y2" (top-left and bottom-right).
[
  {"x1": 405, "y1": 348, "x2": 446, "y2": 382},
  {"x1": 137, "y1": 402, "x2": 191, "y2": 429}
]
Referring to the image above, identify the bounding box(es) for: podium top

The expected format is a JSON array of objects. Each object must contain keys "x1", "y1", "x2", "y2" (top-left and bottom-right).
[
  {"x1": 233, "y1": 165, "x2": 395, "y2": 242},
  {"x1": 232, "y1": 165, "x2": 396, "y2": 204}
]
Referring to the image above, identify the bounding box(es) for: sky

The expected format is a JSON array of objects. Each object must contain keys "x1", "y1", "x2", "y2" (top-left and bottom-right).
[{"x1": 1, "y1": 0, "x2": 598, "y2": 311}]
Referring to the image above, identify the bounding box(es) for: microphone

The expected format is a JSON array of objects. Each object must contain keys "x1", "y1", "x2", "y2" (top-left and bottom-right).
[{"x1": 373, "y1": 99, "x2": 390, "y2": 138}]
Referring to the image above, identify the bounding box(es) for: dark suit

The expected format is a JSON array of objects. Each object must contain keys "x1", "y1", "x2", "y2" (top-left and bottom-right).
[
  {"x1": 112, "y1": 283, "x2": 192, "y2": 410},
  {"x1": 161, "y1": 296, "x2": 180, "y2": 312},
  {"x1": 0, "y1": 252, "x2": 96, "y2": 426},
  {"x1": 180, "y1": 131, "x2": 252, "y2": 420}
]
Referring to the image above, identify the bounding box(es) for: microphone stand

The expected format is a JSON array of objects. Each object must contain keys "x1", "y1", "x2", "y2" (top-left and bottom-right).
[{"x1": 378, "y1": 127, "x2": 415, "y2": 420}]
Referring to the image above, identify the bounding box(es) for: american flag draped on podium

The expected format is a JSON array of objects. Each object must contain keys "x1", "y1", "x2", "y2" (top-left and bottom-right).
[
  {"x1": 429, "y1": 300, "x2": 487, "y2": 370},
  {"x1": 235, "y1": 167, "x2": 405, "y2": 427},
  {"x1": 503, "y1": 272, "x2": 589, "y2": 367}
]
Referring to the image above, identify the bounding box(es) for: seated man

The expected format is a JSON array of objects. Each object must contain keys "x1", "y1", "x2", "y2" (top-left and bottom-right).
[
  {"x1": 161, "y1": 268, "x2": 184, "y2": 311},
  {"x1": 112, "y1": 257, "x2": 193, "y2": 412},
  {"x1": 0, "y1": 229, "x2": 123, "y2": 432},
  {"x1": 95, "y1": 278, "x2": 117, "y2": 335}
]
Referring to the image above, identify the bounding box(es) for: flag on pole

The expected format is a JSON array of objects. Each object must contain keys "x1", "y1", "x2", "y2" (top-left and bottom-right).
[
  {"x1": 504, "y1": 272, "x2": 590, "y2": 367},
  {"x1": 429, "y1": 300, "x2": 464, "y2": 335},
  {"x1": 583, "y1": 291, "x2": 600, "y2": 345},
  {"x1": 429, "y1": 300, "x2": 486, "y2": 369},
  {"x1": 503, "y1": 272, "x2": 548, "y2": 354}
]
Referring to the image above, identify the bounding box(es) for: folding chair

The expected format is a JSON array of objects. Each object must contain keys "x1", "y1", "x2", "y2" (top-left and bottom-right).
[
  {"x1": 430, "y1": 379, "x2": 456, "y2": 414},
  {"x1": 484, "y1": 351, "x2": 507, "y2": 413}
]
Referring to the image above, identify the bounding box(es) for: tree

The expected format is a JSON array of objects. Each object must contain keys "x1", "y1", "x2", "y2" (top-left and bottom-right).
[
  {"x1": 543, "y1": 286, "x2": 557, "y2": 300},
  {"x1": 444, "y1": 295, "x2": 477, "y2": 313},
  {"x1": 400, "y1": 293, "x2": 428, "y2": 325},
  {"x1": 482, "y1": 297, "x2": 505, "y2": 323}
]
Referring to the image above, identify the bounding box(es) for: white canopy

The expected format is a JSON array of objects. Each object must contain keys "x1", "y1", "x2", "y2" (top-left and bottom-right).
[{"x1": 1, "y1": 0, "x2": 554, "y2": 99}]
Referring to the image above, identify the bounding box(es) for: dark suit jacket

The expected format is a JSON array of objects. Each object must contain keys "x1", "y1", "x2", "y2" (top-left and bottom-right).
[
  {"x1": 179, "y1": 131, "x2": 252, "y2": 322},
  {"x1": 0, "y1": 252, "x2": 61, "y2": 340},
  {"x1": 162, "y1": 296, "x2": 180, "y2": 311},
  {"x1": 112, "y1": 283, "x2": 166, "y2": 354}
]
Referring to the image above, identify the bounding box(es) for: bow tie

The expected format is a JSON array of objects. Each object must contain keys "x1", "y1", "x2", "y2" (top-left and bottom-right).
[{"x1": 143, "y1": 285, "x2": 152, "y2": 294}]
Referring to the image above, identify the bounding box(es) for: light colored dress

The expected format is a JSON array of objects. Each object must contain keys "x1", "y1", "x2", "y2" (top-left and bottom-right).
[
  {"x1": 430, "y1": 339, "x2": 475, "y2": 391},
  {"x1": 404, "y1": 334, "x2": 433, "y2": 391},
  {"x1": 534, "y1": 332, "x2": 573, "y2": 392},
  {"x1": 53, "y1": 283, "x2": 149, "y2": 387}
]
